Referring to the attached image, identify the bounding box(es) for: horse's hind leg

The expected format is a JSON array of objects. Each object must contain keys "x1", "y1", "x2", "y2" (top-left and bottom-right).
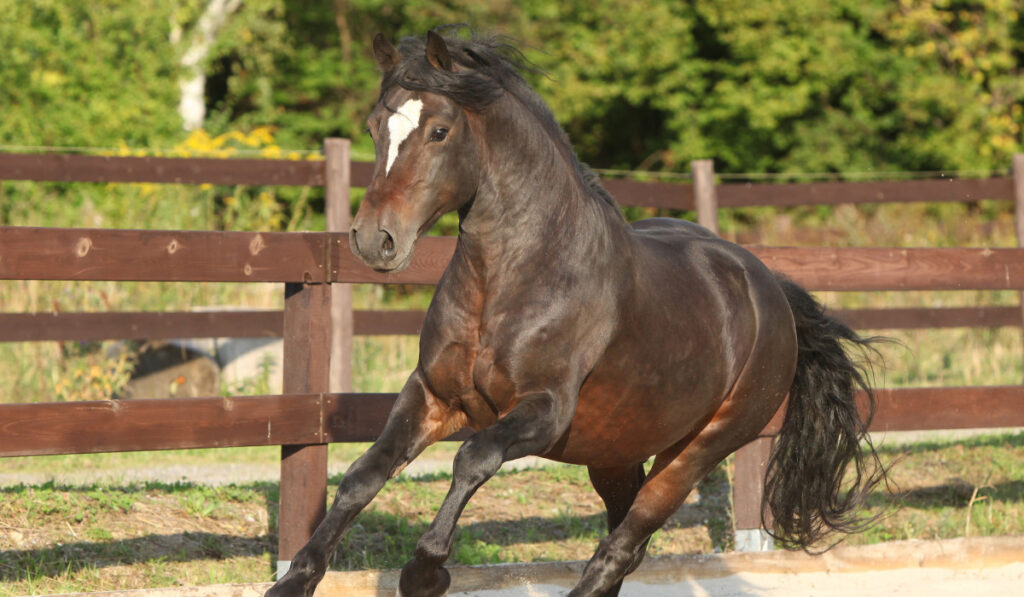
[
  {"x1": 266, "y1": 370, "x2": 461, "y2": 597},
  {"x1": 398, "y1": 393, "x2": 569, "y2": 597},
  {"x1": 571, "y1": 388, "x2": 783, "y2": 597},
  {"x1": 587, "y1": 464, "x2": 648, "y2": 597}
]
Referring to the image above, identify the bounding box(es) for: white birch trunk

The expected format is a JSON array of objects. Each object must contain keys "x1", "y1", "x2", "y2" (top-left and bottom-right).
[{"x1": 174, "y1": 0, "x2": 243, "y2": 131}]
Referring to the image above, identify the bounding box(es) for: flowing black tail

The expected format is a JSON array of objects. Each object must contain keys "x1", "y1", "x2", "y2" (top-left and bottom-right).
[{"x1": 764, "y1": 276, "x2": 889, "y2": 551}]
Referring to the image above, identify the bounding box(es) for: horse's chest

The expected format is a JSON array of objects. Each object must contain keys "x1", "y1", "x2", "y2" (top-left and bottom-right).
[{"x1": 421, "y1": 332, "x2": 518, "y2": 430}]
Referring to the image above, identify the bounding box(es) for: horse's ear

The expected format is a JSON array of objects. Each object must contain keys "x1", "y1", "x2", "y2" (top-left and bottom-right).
[
  {"x1": 425, "y1": 30, "x2": 453, "y2": 71},
  {"x1": 372, "y1": 33, "x2": 399, "y2": 72}
]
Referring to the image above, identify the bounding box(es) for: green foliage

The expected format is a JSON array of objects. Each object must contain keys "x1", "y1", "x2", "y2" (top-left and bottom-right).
[
  {"x1": 521, "y1": 0, "x2": 1024, "y2": 173},
  {"x1": 4, "y1": 0, "x2": 1023, "y2": 175},
  {"x1": 0, "y1": 1, "x2": 182, "y2": 148}
]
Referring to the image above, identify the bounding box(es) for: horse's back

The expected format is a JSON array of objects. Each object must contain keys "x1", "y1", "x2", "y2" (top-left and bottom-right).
[
  {"x1": 628, "y1": 218, "x2": 779, "y2": 291},
  {"x1": 630, "y1": 217, "x2": 717, "y2": 239}
]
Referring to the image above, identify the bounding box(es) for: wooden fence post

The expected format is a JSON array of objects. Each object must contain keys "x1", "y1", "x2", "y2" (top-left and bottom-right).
[
  {"x1": 278, "y1": 281, "x2": 331, "y2": 578},
  {"x1": 732, "y1": 436, "x2": 774, "y2": 551},
  {"x1": 690, "y1": 158, "x2": 772, "y2": 549},
  {"x1": 325, "y1": 138, "x2": 354, "y2": 394},
  {"x1": 691, "y1": 159, "x2": 719, "y2": 236},
  {"x1": 1013, "y1": 153, "x2": 1024, "y2": 363}
]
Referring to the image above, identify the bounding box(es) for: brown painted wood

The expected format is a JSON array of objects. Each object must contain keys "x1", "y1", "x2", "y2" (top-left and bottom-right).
[
  {"x1": 0, "y1": 227, "x2": 328, "y2": 283},
  {"x1": 0, "y1": 310, "x2": 283, "y2": 342},
  {"x1": 692, "y1": 160, "x2": 719, "y2": 234},
  {"x1": 279, "y1": 282, "x2": 332, "y2": 563},
  {"x1": 718, "y1": 177, "x2": 1014, "y2": 208},
  {"x1": 5, "y1": 385, "x2": 1017, "y2": 458},
  {"x1": 760, "y1": 385, "x2": 1024, "y2": 436},
  {"x1": 0, "y1": 309, "x2": 428, "y2": 342},
  {"x1": 601, "y1": 177, "x2": 694, "y2": 209},
  {"x1": 1013, "y1": 154, "x2": 1024, "y2": 380},
  {"x1": 752, "y1": 246, "x2": 1024, "y2": 291},
  {"x1": 326, "y1": 138, "x2": 355, "y2": 394},
  {"x1": 350, "y1": 160, "x2": 375, "y2": 188},
  {"x1": 0, "y1": 153, "x2": 325, "y2": 186},
  {"x1": 733, "y1": 437, "x2": 773, "y2": 530},
  {"x1": 323, "y1": 393, "x2": 399, "y2": 443},
  {"x1": 829, "y1": 306, "x2": 1021, "y2": 330},
  {"x1": 9, "y1": 229, "x2": 1024, "y2": 291},
  {"x1": 869, "y1": 386, "x2": 1024, "y2": 432},
  {"x1": 353, "y1": 310, "x2": 427, "y2": 336},
  {"x1": 3, "y1": 305, "x2": 1013, "y2": 344},
  {"x1": 0, "y1": 394, "x2": 325, "y2": 457},
  {"x1": 279, "y1": 443, "x2": 328, "y2": 567}
]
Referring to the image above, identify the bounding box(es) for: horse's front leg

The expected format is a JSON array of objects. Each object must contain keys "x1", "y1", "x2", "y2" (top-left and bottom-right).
[
  {"x1": 266, "y1": 370, "x2": 460, "y2": 597},
  {"x1": 397, "y1": 392, "x2": 571, "y2": 597}
]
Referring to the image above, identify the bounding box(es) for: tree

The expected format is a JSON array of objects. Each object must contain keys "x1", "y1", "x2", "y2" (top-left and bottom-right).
[{"x1": 173, "y1": 0, "x2": 244, "y2": 131}]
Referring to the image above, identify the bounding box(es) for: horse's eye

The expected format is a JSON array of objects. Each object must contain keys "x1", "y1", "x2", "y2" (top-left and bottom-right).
[{"x1": 429, "y1": 127, "x2": 449, "y2": 142}]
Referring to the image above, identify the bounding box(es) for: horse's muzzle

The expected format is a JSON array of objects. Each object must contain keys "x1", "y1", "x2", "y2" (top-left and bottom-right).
[{"x1": 349, "y1": 225, "x2": 405, "y2": 272}]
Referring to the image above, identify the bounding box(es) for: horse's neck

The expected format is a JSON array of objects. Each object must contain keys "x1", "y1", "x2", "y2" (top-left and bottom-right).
[
  {"x1": 456, "y1": 159, "x2": 624, "y2": 288},
  {"x1": 453, "y1": 101, "x2": 627, "y2": 287}
]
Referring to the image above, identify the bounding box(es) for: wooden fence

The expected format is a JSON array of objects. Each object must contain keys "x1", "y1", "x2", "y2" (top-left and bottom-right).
[{"x1": 2, "y1": 143, "x2": 1024, "y2": 569}]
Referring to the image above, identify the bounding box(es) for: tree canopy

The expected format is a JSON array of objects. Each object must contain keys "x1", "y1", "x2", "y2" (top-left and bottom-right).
[{"x1": 2, "y1": 0, "x2": 1023, "y2": 175}]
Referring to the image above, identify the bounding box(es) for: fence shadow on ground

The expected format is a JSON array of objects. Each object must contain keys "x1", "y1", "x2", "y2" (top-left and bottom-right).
[{"x1": 0, "y1": 532, "x2": 273, "y2": 584}]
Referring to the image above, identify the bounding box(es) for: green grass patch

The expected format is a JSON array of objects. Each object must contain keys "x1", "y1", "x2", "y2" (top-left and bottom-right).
[{"x1": 3, "y1": 431, "x2": 1021, "y2": 594}]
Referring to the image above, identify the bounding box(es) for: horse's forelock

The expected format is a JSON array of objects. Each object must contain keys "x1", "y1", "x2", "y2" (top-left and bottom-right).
[
  {"x1": 380, "y1": 31, "x2": 529, "y2": 111},
  {"x1": 378, "y1": 28, "x2": 621, "y2": 214}
]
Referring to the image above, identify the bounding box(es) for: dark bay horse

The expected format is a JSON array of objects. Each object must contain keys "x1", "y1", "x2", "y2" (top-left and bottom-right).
[{"x1": 268, "y1": 29, "x2": 885, "y2": 597}]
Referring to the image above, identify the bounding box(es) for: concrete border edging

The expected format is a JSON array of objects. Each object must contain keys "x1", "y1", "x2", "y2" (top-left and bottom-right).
[{"x1": 45, "y1": 537, "x2": 1024, "y2": 597}]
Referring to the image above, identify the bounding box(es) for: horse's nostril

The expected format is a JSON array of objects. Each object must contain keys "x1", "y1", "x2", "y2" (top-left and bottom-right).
[
  {"x1": 350, "y1": 227, "x2": 361, "y2": 255},
  {"x1": 381, "y1": 230, "x2": 395, "y2": 259}
]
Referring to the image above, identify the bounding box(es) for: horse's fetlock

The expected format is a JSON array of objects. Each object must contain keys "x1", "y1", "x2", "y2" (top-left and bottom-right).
[{"x1": 413, "y1": 539, "x2": 449, "y2": 565}]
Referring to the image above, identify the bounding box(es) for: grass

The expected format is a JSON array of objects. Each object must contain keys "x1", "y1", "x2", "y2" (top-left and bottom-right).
[
  {"x1": 1, "y1": 430, "x2": 1022, "y2": 595},
  {"x1": 850, "y1": 431, "x2": 1024, "y2": 544}
]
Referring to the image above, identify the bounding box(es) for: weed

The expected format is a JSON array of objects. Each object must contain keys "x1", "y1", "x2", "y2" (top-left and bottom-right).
[
  {"x1": 454, "y1": 537, "x2": 503, "y2": 564},
  {"x1": 180, "y1": 493, "x2": 218, "y2": 518}
]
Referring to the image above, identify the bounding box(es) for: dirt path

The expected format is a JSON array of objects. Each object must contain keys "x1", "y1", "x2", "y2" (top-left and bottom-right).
[{"x1": 0, "y1": 457, "x2": 551, "y2": 488}]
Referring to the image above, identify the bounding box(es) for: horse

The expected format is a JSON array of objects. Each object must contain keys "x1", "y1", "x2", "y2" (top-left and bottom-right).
[{"x1": 267, "y1": 28, "x2": 886, "y2": 597}]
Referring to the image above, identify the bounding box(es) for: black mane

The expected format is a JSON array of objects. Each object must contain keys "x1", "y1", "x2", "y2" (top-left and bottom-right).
[{"x1": 381, "y1": 27, "x2": 621, "y2": 214}]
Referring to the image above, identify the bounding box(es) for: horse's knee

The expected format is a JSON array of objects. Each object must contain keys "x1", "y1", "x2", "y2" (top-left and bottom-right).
[{"x1": 452, "y1": 436, "x2": 504, "y2": 486}]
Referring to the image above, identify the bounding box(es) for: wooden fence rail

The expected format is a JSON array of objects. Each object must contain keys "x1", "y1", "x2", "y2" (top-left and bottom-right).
[
  {"x1": 3, "y1": 145, "x2": 1024, "y2": 567},
  {"x1": 3, "y1": 386, "x2": 1022, "y2": 459},
  {"x1": 3, "y1": 304, "x2": 1018, "y2": 345},
  {"x1": 8, "y1": 227, "x2": 1024, "y2": 291}
]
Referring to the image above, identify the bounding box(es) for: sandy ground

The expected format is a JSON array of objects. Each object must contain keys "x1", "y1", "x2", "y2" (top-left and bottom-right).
[
  {"x1": 446, "y1": 565, "x2": 1024, "y2": 597},
  {"x1": 52, "y1": 537, "x2": 1024, "y2": 596}
]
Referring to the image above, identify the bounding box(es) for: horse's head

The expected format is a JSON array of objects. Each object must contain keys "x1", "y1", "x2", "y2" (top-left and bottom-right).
[{"x1": 350, "y1": 31, "x2": 484, "y2": 273}]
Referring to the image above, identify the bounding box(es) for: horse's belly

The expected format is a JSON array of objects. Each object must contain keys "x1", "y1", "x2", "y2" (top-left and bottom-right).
[
  {"x1": 542, "y1": 361, "x2": 727, "y2": 467},
  {"x1": 542, "y1": 295, "x2": 754, "y2": 466}
]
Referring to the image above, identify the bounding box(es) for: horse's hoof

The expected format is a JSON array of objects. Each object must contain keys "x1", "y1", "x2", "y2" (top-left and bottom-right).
[{"x1": 397, "y1": 562, "x2": 451, "y2": 597}]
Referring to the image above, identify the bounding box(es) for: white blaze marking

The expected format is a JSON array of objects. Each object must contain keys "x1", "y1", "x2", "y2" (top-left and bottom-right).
[{"x1": 385, "y1": 98, "x2": 423, "y2": 175}]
